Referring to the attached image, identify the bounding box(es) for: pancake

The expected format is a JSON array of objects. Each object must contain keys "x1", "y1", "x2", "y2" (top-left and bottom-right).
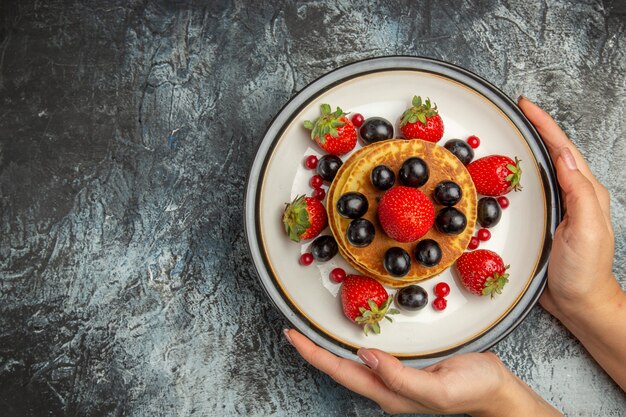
[{"x1": 328, "y1": 139, "x2": 477, "y2": 288}]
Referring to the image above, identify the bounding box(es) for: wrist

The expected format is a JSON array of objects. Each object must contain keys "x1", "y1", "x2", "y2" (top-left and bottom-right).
[
  {"x1": 472, "y1": 371, "x2": 562, "y2": 417},
  {"x1": 550, "y1": 275, "x2": 624, "y2": 328}
]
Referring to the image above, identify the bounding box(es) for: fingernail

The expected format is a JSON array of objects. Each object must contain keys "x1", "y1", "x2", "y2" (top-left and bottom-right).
[
  {"x1": 517, "y1": 95, "x2": 527, "y2": 103},
  {"x1": 283, "y1": 329, "x2": 294, "y2": 346},
  {"x1": 357, "y1": 348, "x2": 379, "y2": 369},
  {"x1": 560, "y1": 147, "x2": 578, "y2": 171}
]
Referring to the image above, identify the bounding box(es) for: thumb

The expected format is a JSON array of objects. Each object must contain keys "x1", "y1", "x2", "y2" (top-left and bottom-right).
[
  {"x1": 555, "y1": 146, "x2": 604, "y2": 229},
  {"x1": 357, "y1": 348, "x2": 438, "y2": 399}
]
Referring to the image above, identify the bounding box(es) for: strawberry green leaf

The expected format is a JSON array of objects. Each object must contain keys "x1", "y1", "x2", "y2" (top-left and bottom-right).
[
  {"x1": 354, "y1": 297, "x2": 395, "y2": 335},
  {"x1": 417, "y1": 113, "x2": 427, "y2": 125},
  {"x1": 303, "y1": 120, "x2": 314, "y2": 130},
  {"x1": 282, "y1": 195, "x2": 311, "y2": 242},
  {"x1": 506, "y1": 157, "x2": 523, "y2": 192},
  {"x1": 482, "y1": 271, "x2": 510, "y2": 298},
  {"x1": 320, "y1": 104, "x2": 331, "y2": 115}
]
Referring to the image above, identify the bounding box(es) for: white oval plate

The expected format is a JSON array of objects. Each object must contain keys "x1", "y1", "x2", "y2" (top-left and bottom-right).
[{"x1": 245, "y1": 57, "x2": 560, "y2": 367}]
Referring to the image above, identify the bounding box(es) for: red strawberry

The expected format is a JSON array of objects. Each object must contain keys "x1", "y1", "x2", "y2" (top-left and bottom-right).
[
  {"x1": 282, "y1": 195, "x2": 328, "y2": 242},
  {"x1": 303, "y1": 104, "x2": 357, "y2": 155},
  {"x1": 340, "y1": 274, "x2": 399, "y2": 335},
  {"x1": 399, "y1": 96, "x2": 444, "y2": 142},
  {"x1": 378, "y1": 186, "x2": 434, "y2": 242},
  {"x1": 467, "y1": 155, "x2": 522, "y2": 196},
  {"x1": 455, "y1": 249, "x2": 509, "y2": 297}
]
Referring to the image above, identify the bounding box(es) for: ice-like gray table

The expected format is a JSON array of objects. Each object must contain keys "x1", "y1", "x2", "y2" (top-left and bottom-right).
[{"x1": 1, "y1": 1, "x2": 624, "y2": 416}]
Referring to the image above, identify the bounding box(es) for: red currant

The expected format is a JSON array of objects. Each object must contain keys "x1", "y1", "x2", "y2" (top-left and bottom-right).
[
  {"x1": 468, "y1": 236, "x2": 480, "y2": 250},
  {"x1": 351, "y1": 113, "x2": 365, "y2": 128},
  {"x1": 329, "y1": 267, "x2": 346, "y2": 284},
  {"x1": 477, "y1": 228, "x2": 491, "y2": 241},
  {"x1": 299, "y1": 253, "x2": 314, "y2": 266},
  {"x1": 304, "y1": 155, "x2": 318, "y2": 169},
  {"x1": 433, "y1": 297, "x2": 447, "y2": 311},
  {"x1": 434, "y1": 282, "x2": 450, "y2": 297},
  {"x1": 310, "y1": 175, "x2": 324, "y2": 189},
  {"x1": 312, "y1": 187, "x2": 326, "y2": 200},
  {"x1": 497, "y1": 196, "x2": 510, "y2": 209},
  {"x1": 467, "y1": 135, "x2": 480, "y2": 149}
]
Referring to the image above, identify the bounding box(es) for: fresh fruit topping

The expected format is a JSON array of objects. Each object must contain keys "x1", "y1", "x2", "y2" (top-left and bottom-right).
[
  {"x1": 303, "y1": 104, "x2": 357, "y2": 155},
  {"x1": 432, "y1": 297, "x2": 447, "y2": 311},
  {"x1": 299, "y1": 253, "x2": 314, "y2": 266},
  {"x1": 455, "y1": 249, "x2": 510, "y2": 297},
  {"x1": 477, "y1": 228, "x2": 491, "y2": 241},
  {"x1": 371, "y1": 165, "x2": 395, "y2": 191},
  {"x1": 394, "y1": 285, "x2": 428, "y2": 312},
  {"x1": 359, "y1": 117, "x2": 394, "y2": 145},
  {"x1": 378, "y1": 186, "x2": 435, "y2": 242},
  {"x1": 414, "y1": 239, "x2": 442, "y2": 267},
  {"x1": 340, "y1": 274, "x2": 399, "y2": 335},
  {"x1": 434, "y1": 282, "x2": 451, "y2": 297},
  {"x1": 316, "y1": 154, "x2": 343, "y2": 182},
  {"x1": 467, "y1": 135, "x2": 481, "y2": 149},
  {"x1": 497, "y1": 196, "x2": 510, "y2": 209},
  {"x1": 336, "y1": 192, "x2": 369, "y2": 219},
  {"x1": 399, "y1": 157, "x2": 429, "y2": 188},
  {"x1": 400, "y1": 96, "x2": 444, "y2": 142},
  {"x1": 435, "y1": 207, "x2": 467, "y2": 235},
  {"x1": 477, "y1": 197, "x2": 502, "y2": 228},
  {"x1": 346, "y1": 218, "x2": 376, "y2": 247},
  {"x1": 351, "y1": 113, "x2": 365, "y2": 128},
  {"x1": 467, "y1": 155, "x2": 523, "y2": 196},
  {"x1": 311, "y1": 188, "x2": 326, "y2": 200},
  {"x1": 304, "y1": 155, "x2": 319, "y2": 169},
  {"x1": 330, "y1": 267, "x2": 346, "y2": 284},
  {"x1": 468, "y1": 236, "x2": 480, "y2": 250},
  {"x1": 310, "y1": 235, "x2": 339, "y2": 262},
  {"x1": 383, "y1": 247, "x2": 411, "y2": 277},
  {"x1": 433, "y1": 181, "x2": 462, "y2": 206},
  {"x1": 310, "y1": 174, "x2": 324, "y2": 189},
  {"x1": 283, "y1": 195, "x2": 328, "y2": 242},
  {"x1": 443, "y1": 139, "x2": 474, "y2": 165}
]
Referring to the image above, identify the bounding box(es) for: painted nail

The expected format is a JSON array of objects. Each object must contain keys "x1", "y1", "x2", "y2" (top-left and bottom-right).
[
  {"x1": 357, "y1": 348, "x2": 379, "y2": 369},
  {"x1": 283, "y1": 329, "x2": 294, "y2": 346},
  {"x1": 560, "y1": 147, "x2": 578, "y2": 171}
]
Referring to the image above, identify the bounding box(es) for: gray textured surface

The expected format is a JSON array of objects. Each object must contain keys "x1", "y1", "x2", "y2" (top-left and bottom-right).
[{"x1": 0, "y1": 0, "x2": 624, "y2": 416}]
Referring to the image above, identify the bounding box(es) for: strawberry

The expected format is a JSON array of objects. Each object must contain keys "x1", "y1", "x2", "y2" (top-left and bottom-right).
[
  {"x1": 282, "y1": 195, "x2": 328, "y2": 242},
  {"x1": 399, "y1": 96, "x2": 444, "y2": 142},
  {"x1": 378, "y1": 186, "x2": 434, "y2": 242},
  {"x1": 455, "y1": 249, "x2": 510, "y2": 298},
  {"x1": 340, "y1": 274, "x2": 399, "y2": 335},
  {"x1": 467, "y1": 155, "x2": 522, "y2": 196},
  {"x1": 303, "y1": 104, "x2": 357, "y2": 155}
]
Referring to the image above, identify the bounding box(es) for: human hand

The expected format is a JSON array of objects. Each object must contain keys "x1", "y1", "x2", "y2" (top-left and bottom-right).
[
  {"x1": 284, "y1": 329, "x2": 562, "y2": 416},
  {"x1": 517, "y1": 97, "x2": 619, "y2": 319}
]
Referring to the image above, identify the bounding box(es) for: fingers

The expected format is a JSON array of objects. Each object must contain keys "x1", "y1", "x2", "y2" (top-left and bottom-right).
[
  {"x1": 553, "y1": 148, "x2": 605, "y2": 231},
  {"x1": 285, "y1": 330, "x2": 423, "y2": 414},
  {"x1": 518, "y1": 96, "x2": 612, "y2": 228},
  {"x1": 518, "y1": 96, "x2": 592, "y2": 175},
  {"x1": 356, "y1": 348, "x2": 441, "y2": 401}
]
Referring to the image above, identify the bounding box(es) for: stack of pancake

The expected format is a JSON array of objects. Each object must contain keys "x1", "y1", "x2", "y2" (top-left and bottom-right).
[{"x1": 327, "y1": 139, "x2": 477, "y2": 288}]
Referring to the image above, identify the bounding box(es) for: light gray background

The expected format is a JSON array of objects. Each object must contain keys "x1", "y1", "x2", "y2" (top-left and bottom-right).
[{"x1": 0, "y1": 1, "x2": 624, "y2": 416}]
